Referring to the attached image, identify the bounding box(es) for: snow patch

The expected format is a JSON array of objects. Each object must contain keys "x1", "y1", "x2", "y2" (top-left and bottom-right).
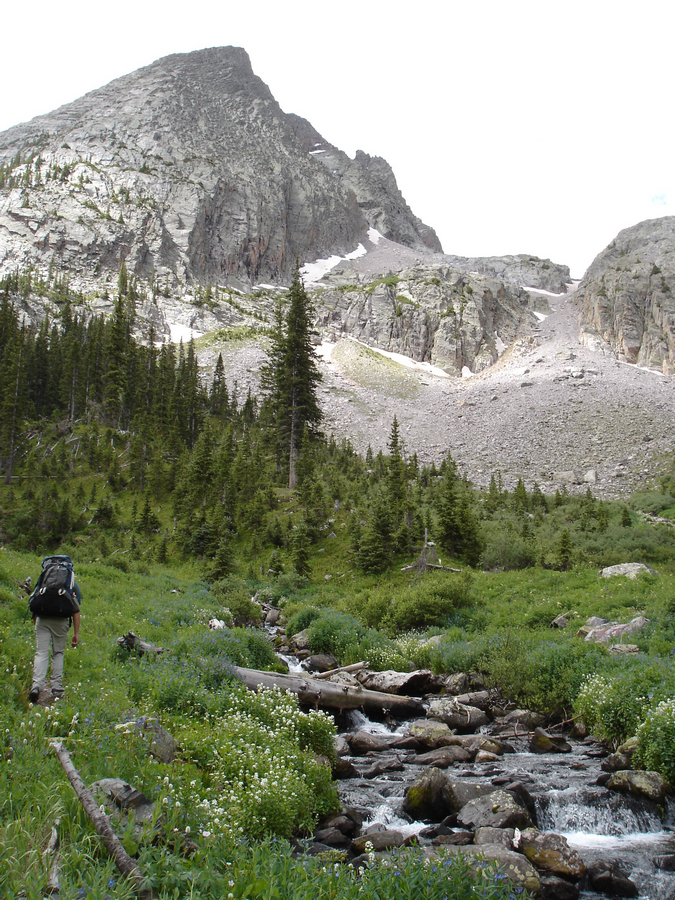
[
  {"x1": 168, "y1": 322, "x2": 202, "y2": 344},
  {"x1": 316, "y1": 341, "x2": 336, "y2": 363},
  {"x1": 462, "y1": 366, "x2": 474, "y2": 379},
  {"x1": 301, "y1": 244, "x2": 367, "y2": 283},
  {"x1": 495, "y1": 333, "x2": 507, "y2": 356},
  {"x1": 522, "y1": 285, "x2": 566, "y2": 297},
  {"x1": 348, "y1": 336, "x2": 451, "y2": 378},
  {"x1": 367, "y1": 228, "x2": 383, "y2": 244},
  {"x1": 533, "y1": 311, "x2": 548, "y2": 321}
]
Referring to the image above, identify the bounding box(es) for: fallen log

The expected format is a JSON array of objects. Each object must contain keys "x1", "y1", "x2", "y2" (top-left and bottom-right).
[
  {"x1": 313, "y1": 661, "x2": 369, "y2": 680},
  {"x1": 116, "y1": 632, "x2": 166, "y2": 657},
  {"x1": 51, "y1": 742, "x2": 156, "y2": 899},
  {"x1": 43, "y1": 818, "x2": 61, "y2": 895},
  {"x1": 232, "y1": 666, "x2": 425, "y2": 718}
]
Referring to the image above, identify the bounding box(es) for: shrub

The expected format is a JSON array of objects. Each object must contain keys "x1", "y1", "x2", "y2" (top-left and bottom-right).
[
  {"x1": 575, "y1": 662, "x2": 675, "y2": 746},
  {"x1": 383, "y1": 571, "x2": 476, "y2": 634},
  {"x1": 287, "y1": 606, "x2": 321, "y2": 636},
  {"x1": 210, "y1": 576, "x2": 261, "y2": 625},
  {"x1": 636, "y1": 700, "x2": 675, "y2": 785},
  {"x1": 308, "y1": 610, "x2": 367, "y2": 659},
  {"x1": 180, "y1": 686, "x2": 338, "y2": 840}
]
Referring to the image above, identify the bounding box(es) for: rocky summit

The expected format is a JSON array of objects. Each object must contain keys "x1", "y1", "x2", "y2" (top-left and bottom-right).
[{"x1": 0, "y1": 46, "x2": 439, "y2": 290}]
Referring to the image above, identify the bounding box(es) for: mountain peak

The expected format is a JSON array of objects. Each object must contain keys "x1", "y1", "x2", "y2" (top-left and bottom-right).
[{"x1": 0, "y1": 47, "x2": 439, "y2": 288}]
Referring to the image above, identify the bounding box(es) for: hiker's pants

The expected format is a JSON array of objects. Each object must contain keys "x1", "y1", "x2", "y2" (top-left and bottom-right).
[{"x1": 32, "y1": 617, "x2": 70, "y2": 692}]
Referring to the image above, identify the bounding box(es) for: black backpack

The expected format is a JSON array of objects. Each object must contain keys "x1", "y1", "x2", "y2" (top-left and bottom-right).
[{"x1": 29, "y1": 556, "x2": 80, "y2": 618}]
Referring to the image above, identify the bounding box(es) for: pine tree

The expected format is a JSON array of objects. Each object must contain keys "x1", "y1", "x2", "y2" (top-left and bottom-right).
[{"x1": 261, "y1": 265, "x2": 322, "y2": 488}]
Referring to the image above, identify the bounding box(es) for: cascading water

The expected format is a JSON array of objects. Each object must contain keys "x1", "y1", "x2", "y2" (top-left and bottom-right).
[{"x1": 538, "y1": 786, "x2": 663, "y2": 836}]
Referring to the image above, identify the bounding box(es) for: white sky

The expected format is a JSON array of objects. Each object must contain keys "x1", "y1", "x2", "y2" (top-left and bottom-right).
[{"x1": 1, "y1": 0, "x2": 673, "y2": 278}]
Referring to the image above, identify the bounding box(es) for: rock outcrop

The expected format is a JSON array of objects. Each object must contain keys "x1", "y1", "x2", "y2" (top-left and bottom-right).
[
  {"x1": 316, "y1": 262, "x2": 549, "y2": 375},
  {"x1": 575, "y1": 216, "x2": 675, "y2": 373},
  {"x1": 0, "y1": 47, "x2": 439, "y2": 290}
]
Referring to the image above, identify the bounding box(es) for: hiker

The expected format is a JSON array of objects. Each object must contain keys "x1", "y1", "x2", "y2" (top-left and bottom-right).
[{"x1": 27, "y1": 556, "x2": 81, "y2": 703}]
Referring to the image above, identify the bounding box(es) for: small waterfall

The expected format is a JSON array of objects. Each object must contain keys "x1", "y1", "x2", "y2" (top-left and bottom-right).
[
  {"x1": 346, "y1": 709, "x2": 411, "y2": 735},
  {"x1": 363, "y1": 803, "x2": 425, "y2": 838},
  {"x1": 277, "y1": 653, "x2": 305, "y2": 675},
  {"x1": 537, "y1": 786, "x2": 663, "y2": 836}
]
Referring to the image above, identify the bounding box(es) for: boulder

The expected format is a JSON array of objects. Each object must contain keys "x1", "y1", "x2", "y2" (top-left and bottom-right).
[
  {"x1": 457, "y1": 789, "x2": 533, "y2": 830},
  {"x1": 333, "y1": 757, "x2": 359, "y2": 779},
  {"x1": 427, "y1": 698, "x2": 490, "y2": 732},
  {"x1": 402, "y1": 767, "x2": 450, "y2": 821},
  {"x1": 475, "y1": 750, "x2": 500, "y2": 763},
  {"x1": 306, "y1": 653, "x2": 338, "y2": 672},
  {"x1": 606, "y1": 770, "x2": 669, "y2": 804},
  {"x1": 438, "y1": 844, "x2": 540, "y2": 894},
  {"x1": 351, "y1": 830, "x2": 405, "y2": 854},
  {"x1": 362, "y1": 757, "x2": 404, "y2": 779},
  {"x1": 550, "y1": 614, "x2": 569, "y2": 629},
  {"x1": 600, "y1": 563, "x2": 652, "y2": 580},
  {"x1": 431, "y1": 830, "x2": 474, "y2": 846},
  {"x1": 407, "y1": 719, "x2": 456, "y2": 749},
  {"x1": 584, "y1": 616, "x2": 650, "y2": 644},
  {"x1": 313, "y1": 826, "x2": 351, "y2": 848},
  {"x1": 538, "y1": 875, "x2": 580, "y2": 899},
  {"x1": 474, "y1": 826, "x2": 515, "y2": 847},
  {"x1": 530, "y1": 727, "x2": 571, "y2": 754},
  {"x1": 587, "y1": 863, "x2": 638, "y2": 897},
  {"x1": 601, "y1": 737, "x2": 638, "y2": 773},
  {"x1": 334, "y1": 734, "x2": 351, "y2": 757},
  {"x1": 608, "y1": 644, "x2": 640, "y2": 655},
  {"x1": 414, "y1": 746, "x2": 472, "y2": 768},
  {"x1": 443, "y1": 779, "x2": 498, "y2": 812},
  {"x1": 517, "y1": 828, "x2": 585, "y2": 879},
  {"x1": 290, "y1": 629, "x2": 310, "y2": 651},
  {"x1": 348, "y1": 731, "x2": 394, "y2": 755},
  {"x1": 504, "y1": 709, "x2": 545, "y2": 730},
  {"x1": 453, "y1": 690, "x2": 493, "y2": 711},
  {"x1": 443, "y1": 672, "x2": 471, "y2": 695}
]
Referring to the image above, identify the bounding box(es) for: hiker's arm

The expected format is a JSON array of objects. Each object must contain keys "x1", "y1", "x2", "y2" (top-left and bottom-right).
[{"x1": 71, "y1": 612, "x2": 80, "y2": 647}]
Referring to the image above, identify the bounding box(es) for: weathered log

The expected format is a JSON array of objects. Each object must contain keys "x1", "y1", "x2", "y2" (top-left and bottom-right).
[
  {"x1": 116, "y1": 632, "x2": 166, "y2": 656},
  {"x1": 51, "y1": 742, "x2": 156, "y2": 899},
  {"x1": 401, "y1": 562, "x2": 462, "y2": 573},
  {"x1": 43, "y1": 818, "x2": 61, "y2": 895},
  {"x1": 313, "y1": 661, "x2": 369, "y2": 680},
  {"x1": 232, "y1": 666, "x2": 425, "y2": 717}
]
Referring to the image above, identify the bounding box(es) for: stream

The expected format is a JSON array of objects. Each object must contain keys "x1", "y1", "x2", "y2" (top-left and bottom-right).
[{"x1": 334, "y1": 709, "x2": 675, "y2": 899}]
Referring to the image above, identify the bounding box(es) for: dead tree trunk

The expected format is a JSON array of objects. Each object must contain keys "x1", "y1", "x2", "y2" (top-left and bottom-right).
[
  {"x1": 51, "y1": 742, "x2": 155, "y2": 899},
  {"x1": 233, "y1": 666, "x2": 425, "y2": 717}
]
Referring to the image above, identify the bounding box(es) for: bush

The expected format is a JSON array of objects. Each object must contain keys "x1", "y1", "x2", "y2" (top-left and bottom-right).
[
  {"x1": 210, "y1": 576, "x2": 261, "y2": 625},
  {"x1": 636, "y1": 700, "x2": 675, "y2": 785},
  {"x1": 180, "y1": 685, "x2": 338, "y2": 840},
  {"x1": 287, "y1": 606, "x2": 321, "y2": 637},
  {"x1": 575, "y1": 661, "x2": 675, "y2": 745},
  {"x1": 386, "y1": 571, "x2": 476, "y2": 633},
  {"x1": 308, "y1": 610, "x2": 368, "y2": 660}
]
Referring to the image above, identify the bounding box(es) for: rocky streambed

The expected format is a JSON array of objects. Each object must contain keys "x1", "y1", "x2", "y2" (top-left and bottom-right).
[{"x1": 285, "y1": 657, "x2": 675, "y2": 900}]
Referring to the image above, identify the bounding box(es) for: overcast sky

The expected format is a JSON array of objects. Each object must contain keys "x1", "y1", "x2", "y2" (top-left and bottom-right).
[{"x1": 1, "y1": 0, "x2": 672, "y2": 277}]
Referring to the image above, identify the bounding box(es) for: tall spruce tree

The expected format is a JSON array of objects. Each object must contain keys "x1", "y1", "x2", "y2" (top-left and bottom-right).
[{"x1": 261, "y1": 265, "x2": 322, "y2": 488}]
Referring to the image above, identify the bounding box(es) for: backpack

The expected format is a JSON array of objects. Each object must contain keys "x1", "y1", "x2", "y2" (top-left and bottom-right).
[{"x1": 29, "y1": 556, "x2": 80, "y2": 618}]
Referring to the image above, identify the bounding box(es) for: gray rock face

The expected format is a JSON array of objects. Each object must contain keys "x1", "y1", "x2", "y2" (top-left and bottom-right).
[
  {"x1": 0, "y1": 47, "x2": 438, "y2": 289},
  {"x1": 288, "y1": 114, "x2": 442, "y2": 253},
  {"x1": 575, "y1": 216, "x2": 675, "y2": 373},
  {"x1": 443, "y1": 253, "x2": 571, "y2": 295},
  {"x1": 317, "y1": 262, "x2": 547, "y2": 376}
]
